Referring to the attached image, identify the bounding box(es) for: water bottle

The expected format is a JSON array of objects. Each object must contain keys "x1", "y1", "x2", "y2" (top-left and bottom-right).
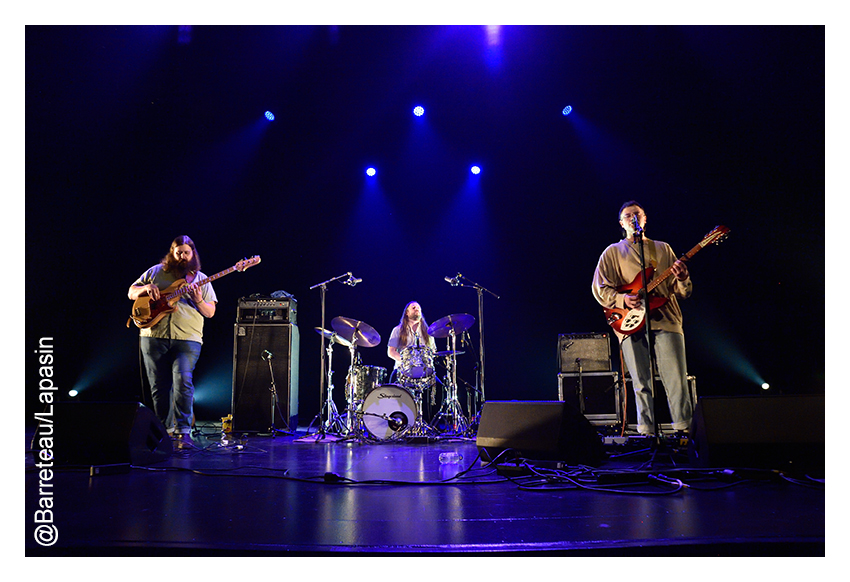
[{"x1": 439, "y1": 452, "x2": 463, "y2": 464}]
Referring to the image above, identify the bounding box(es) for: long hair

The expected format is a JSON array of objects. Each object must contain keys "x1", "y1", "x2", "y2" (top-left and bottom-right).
[
  {"x1": 161, "y1": 235, "x2": 201, "y2": 275},
  {"x1": 398, "y1": 301, "x2": 431, "y2": 348}
]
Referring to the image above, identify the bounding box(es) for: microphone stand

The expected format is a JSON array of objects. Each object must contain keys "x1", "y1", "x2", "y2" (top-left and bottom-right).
[
  {"x1": 263, "y1": 352, "x2": 292, "y2": 437},
  {"x1": 453, "y1": 275, "x2": 499, "y2": 431},
  {"x1": 614, "y1": 224, "x2": 677, "y2": 466},
  {"x1": 308, "y1": 272, "x2": 355, "y2": 438}
]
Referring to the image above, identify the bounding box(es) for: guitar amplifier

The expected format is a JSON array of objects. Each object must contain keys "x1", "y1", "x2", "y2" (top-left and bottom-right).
[
  {"x1": 237, "y1": 296, "x2": 297, "y2": 324},
  {"x1": 558, "y1": 333, "x2": 612, "y2": 373}
]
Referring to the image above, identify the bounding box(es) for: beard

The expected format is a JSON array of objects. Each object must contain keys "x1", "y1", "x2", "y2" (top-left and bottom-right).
[
  {"x1": 172, "y1": 260, "x2": 193, "y2": 278},
  {"x1": 164, "y1": 255, "x2": 199, "y2": 278}
]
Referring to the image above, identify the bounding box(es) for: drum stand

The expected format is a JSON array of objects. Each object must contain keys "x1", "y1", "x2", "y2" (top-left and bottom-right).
[
  {"x1": 397, "y1": 380, "x2": 440, "y2": 440},
  {"x1": 341, "y1": 345, "x2": 373, "y2": 441},
  {"x1": 430, "y1": 330, "x2": 470, "y2": 437}
]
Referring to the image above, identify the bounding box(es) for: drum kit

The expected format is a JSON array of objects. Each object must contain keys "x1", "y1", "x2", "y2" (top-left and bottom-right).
[{"x1": 313, "y1": 312, "x2": 478, "y2": 442}]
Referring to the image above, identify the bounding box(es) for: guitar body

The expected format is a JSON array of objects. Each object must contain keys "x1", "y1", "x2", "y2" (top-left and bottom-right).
[
  {"x1": 129, "y1": 279, "x2": 188, "y2": 329},
  {"x1": 603, "y1": 268, "x2": 669, "y2": 336},
  {"x1": 127, "y1": 255, "x2": 262, "y2": 329},
  {"x1": 600, "y1": 225, "x2": 730, "y2": 336}
]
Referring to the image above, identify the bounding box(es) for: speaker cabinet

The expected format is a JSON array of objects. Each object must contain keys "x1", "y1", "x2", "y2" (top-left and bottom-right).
[
  {"x1": 232, "y1": 323, "x2": 299, "y2": 432},
  {"x1": 32, "y1": 402, "x2": 171, "y2": 466},
  {"x1": 476, "y1": 401, "x2": 605, "y2": 466},
  {"x1": 558, "y1": 371, "x2": 620, "y2": 425},
  {"x1": 689, "y1": 395, "x2": 825, "y2": 475},
  {"x1": 558, "y1": 333, "x2": 612, "y2": 373}
]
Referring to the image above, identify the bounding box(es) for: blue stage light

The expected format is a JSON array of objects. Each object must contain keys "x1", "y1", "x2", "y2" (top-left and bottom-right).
[
  {"x1": 366, "y1": 167, "x2": 377, "y2": 177},
  {"x1": 264, "y1": 111, "x2": 275, "y2": 121},
  {"x1": 470, "y1": 165, "x2": 481, "y2": 175},
  {"x1": 413, "y1": 106, "x2": 425, "y2": 117},
  {"x1": 562, "y1": 105, "x2": 572, "y2": 116}
]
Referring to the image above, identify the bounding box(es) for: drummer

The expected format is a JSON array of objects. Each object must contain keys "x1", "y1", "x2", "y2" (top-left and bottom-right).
[{"x1": 387, "y1": 301, "x2": 437, "y2": 377}]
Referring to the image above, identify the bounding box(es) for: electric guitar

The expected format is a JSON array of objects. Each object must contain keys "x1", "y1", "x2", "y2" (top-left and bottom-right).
[
  {"x1": 603, "y1": 226, "x2": 729, "y2": 335},
  {"x1": 127, "y1": 256, "x2": 261, "y2": 329}
]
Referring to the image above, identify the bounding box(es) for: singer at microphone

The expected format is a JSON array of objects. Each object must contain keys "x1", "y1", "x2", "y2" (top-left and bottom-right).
[{"x1": 591, "y1": 200, "x2": 694, "y2": 438}]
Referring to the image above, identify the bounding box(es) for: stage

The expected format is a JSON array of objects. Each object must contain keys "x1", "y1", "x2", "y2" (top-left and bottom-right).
[{"x1": 25, "y1": 417, "x2": 825, "y2": 557}]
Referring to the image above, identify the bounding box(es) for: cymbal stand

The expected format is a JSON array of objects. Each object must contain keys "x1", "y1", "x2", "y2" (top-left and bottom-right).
[
  {"x1": 308, "y1": 272, "x2": 353, "y2": 437},
  {"x1": 321, "y1": 336, "x2": 345, "y2": 434},
  {"x1": 431, "y1": 329, "x2": 469, "y2": 437},
  {"x1": 455, "y1": 275, "x2": 499, "y2": 426}
]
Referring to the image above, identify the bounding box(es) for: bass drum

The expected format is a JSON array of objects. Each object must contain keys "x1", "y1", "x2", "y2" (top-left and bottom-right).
[{"x1": 362, "y1": 384, "x2": 418, "y2": 440}]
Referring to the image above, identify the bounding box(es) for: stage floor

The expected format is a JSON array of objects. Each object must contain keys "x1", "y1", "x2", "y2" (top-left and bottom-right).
[{"x1": 25, "y1": 420, "x2": 824, "y2": 557}]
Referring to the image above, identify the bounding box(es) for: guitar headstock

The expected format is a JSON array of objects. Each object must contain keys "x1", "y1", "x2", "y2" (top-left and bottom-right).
[
  {"x1": 701, "y1": 225, "x2": 730, "y2": 247},
  {"x1": 235, "y1": 256, "x2": 262, "y2": 272}
]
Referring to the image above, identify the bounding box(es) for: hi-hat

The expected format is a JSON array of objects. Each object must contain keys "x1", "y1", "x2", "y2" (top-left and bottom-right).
[
  {"x1": 427, "y1": 313, "x2": 475, "y2": 338},
  {"x1": 331, "y1": 316, "x2": 381, "y2": 348},
  {"x1": 314, "y1": 327, "x2": 352, "y2": 347},
  {"x1": 435, "y1": 350, "x2": 466, "y2": 357}
]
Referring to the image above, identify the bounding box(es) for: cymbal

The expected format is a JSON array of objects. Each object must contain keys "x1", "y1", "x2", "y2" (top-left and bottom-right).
[
  {"x1": 427, "y1": 313, "x2": 475, "y2": 338},
  {"x1": 331, "y1": 316, "x2": 381, "y2": 348},
  {"x1": 314, "y1": 327, "x2": 352, "y2": 347},
  {"x1": 435, "y1": 350, "x2": 465, "y2": 357}
]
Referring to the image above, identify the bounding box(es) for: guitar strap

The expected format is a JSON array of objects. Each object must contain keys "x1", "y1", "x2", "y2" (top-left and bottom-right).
[
  {"x1": 629, "y1": 238, "x2": 658, "y2": 271},
  {"x1": 647, "y1": 239, "x2": 658, "y2": 270}
]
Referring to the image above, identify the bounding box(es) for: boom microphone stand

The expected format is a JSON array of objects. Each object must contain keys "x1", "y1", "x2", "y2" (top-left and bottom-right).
[
  {"x1": 445, "y1": 273, "x2": 499, "y2": 429},
  {"x1": 307, "y1": 272, "x2": 361, "y2": 438}
]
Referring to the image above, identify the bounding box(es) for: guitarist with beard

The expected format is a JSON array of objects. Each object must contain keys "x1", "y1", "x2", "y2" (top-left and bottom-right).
[
  {"x1": 591, "y1": 202, "x2": 693, "y2": 437},
  {"x1": 128, "y1": 235, "x2": 217, "y2": 449}
]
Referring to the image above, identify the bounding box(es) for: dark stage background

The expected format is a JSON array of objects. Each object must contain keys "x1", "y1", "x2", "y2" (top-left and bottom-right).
[{"x1": 25, "y1": 25, "x2": 825, "y2": 427}]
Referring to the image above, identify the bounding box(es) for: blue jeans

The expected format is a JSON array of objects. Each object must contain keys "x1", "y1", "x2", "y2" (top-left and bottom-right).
[
  {"x1": 621, "y1": 330, "x2": 693, "y2": 434},
  {"x1": 140, "y1": 337, "x2": 201, "y2": 434}
]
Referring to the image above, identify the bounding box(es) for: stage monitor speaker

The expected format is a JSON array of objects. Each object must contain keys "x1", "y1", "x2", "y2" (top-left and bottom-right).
[
  {"x1": 558, "y1": 333, "x2": 612, "y2": 373},
  {"x1": 476, "y1": 401, "x2": 605, "y2": 466},
  {"x1": 689, "y1": 394, "x2": 824, "y2": 475},
  {"x1": 32, "y1": 401, "x2": 172, "y2": 466},
  {"x1": 232, "y1": 323, "x2": 299, "y2": 432}
]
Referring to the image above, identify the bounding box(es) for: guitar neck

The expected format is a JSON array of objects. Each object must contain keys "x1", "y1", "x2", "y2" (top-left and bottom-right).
[
  {"x1": 165, "y1": 266, "x2": 237, "y2": 301},
  {"x1": 646, "y1": 240, "x2": 705, "y2": 293}
]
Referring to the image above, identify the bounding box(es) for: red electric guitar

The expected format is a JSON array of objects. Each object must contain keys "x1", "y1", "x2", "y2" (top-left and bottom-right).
[
  {"x1": 603, "y1": 226, "x2": 729, "y2": 335},
  {"x1": 127, "y1": 256, "x2": 261, "y2": 329}
]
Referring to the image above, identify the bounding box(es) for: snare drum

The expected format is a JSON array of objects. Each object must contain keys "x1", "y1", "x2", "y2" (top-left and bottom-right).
[
  {"x1": 399, "y1": 346, "x2": 435, "y2": 379},
  {"x1": 362, "y1": 384, "x2": 418, "y2": 440},
  {"x1": 349, "y1": 365, "x2": 387, "y2": 402}
]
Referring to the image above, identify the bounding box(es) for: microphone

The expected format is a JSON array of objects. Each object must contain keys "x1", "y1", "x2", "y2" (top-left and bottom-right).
[
  {"x1": 444, "y1": 273, "x2": 461, "y2": 286},
  {"x1": 342, "y1": 272, "x2": 363, "y2": 286},
  {"x1": 262, "y1": 350, "x2": 274, "y2": 361},
  {"x1": 387, "y1": 412, "x2": 407, "y2": 431},
  {"x1": 632, "y1": 216, "x2": 643, "y2": 235}
]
